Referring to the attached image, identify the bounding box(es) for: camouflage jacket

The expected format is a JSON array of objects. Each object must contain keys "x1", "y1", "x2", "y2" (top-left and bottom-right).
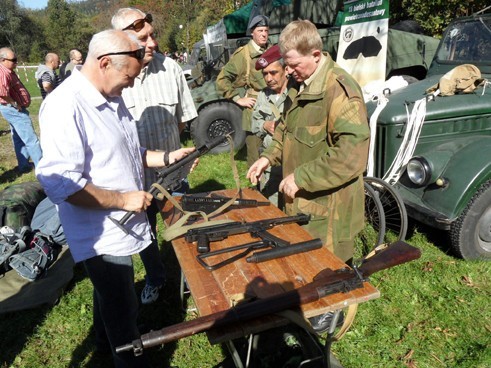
[
  {"x1": 216, "y1": 40, "x2": 268, "y2": 131},
  {"x1": 262, "y1": 54, "x2": 370, "y2": 261}
]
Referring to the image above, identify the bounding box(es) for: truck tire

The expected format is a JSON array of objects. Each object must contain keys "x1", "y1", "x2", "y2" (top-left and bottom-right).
[
  {"x1": 450, "y1": 180, "x2": 491, "y2": 260},
  {"x1": 190, "y1": 101, "x2": 246, "y2": 154}
]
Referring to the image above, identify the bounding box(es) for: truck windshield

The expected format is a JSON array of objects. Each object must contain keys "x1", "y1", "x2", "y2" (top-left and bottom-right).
[{"x1": 436, "y1": 16, "x2": 491, "y2": 63}]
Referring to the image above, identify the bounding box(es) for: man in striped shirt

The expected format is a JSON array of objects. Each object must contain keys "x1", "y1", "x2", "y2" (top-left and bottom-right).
[
  {"x1": 112, "y1": 8, "x2": 198, "y2": 305},
  {"x1": 35, "y1": 53, "x2": 61, "y2": 99},
  {"x1": 0, "y1": 47, "x2": 42, "y2": 173}
]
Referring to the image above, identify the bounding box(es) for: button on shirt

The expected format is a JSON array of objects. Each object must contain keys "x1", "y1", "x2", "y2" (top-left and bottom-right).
[
  {"x1": 122, "y1": 52, "x2": 198, "y2": 190},
  {"x1": 36, "y1": 68, "x2": 152, "y2": 263}
]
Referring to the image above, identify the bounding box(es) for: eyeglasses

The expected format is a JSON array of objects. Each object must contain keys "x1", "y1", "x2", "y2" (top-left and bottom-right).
[
  {"x1": 2, "y1": 57, "x2": 17, "y2": 63},
  {"x1": 96, "y1": 48, "x2": 145, "y2": 60},
  {"x1": 122, "y1": 14, "x2": 153, "y2": 32}
]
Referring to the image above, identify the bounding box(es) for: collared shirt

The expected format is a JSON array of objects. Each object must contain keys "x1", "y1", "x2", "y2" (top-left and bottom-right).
[
  {"x1": 300, "y1": 54, "x2": 327, "y2": 94},
  {"x1": 122, "y1": 52, "x2": 197, "y2": 190},
  {"x1": 36, "y1": 68, "x2": 151, "y2": 263},
  {"x1": 0, "y1": 63, "x2": 31, "y2": 107},
  {"x1": 251, "y1": 86, "x2": 288, "y2": 148}
]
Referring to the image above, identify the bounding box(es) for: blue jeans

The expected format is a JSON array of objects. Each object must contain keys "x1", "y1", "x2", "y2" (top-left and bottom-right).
[
  {"x1": 0, "y1": 105, "x2": 42, "y2": 170},
  {"x1": 140, "y1": 179, "x2": 189, "y2": 287},
  {"x1": 83, "y1": 254, "x2": 151, "y2": 368}
]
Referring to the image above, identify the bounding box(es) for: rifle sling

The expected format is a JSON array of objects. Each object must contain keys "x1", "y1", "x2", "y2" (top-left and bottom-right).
[{"x1": 154, "y1": 134, "x2": 243, "y2": 242}]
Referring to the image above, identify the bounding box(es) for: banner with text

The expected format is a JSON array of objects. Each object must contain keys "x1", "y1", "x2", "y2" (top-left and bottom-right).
[{"x1": 336, "y1": 0, "x2": 389, "y2": 87}]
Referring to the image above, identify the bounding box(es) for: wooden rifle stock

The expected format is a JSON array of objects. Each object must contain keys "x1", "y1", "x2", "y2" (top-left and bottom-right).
[{"x1": 116, "y1": 241, "x2": 421, "y2": 356}]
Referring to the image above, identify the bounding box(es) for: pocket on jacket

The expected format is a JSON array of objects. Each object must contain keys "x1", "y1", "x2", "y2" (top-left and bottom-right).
[{"x1": 294, "y1": 125, "x2": 326, "y2": 148}]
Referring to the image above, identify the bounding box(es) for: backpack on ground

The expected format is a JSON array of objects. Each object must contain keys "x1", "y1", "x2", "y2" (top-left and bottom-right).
[{"x1": 0, "y1": 182, "x2": 46, "y2": 229}]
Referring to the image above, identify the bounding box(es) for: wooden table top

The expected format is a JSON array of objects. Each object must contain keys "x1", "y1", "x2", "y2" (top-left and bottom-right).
[{"x1": 161, "y1": 188, "x2": 379, "y2": 343}]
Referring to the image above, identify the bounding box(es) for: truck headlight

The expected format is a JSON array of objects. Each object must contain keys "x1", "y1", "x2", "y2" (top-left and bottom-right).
[{"x1": 406, "y1": 157, "x2": 431, "y2": 186}]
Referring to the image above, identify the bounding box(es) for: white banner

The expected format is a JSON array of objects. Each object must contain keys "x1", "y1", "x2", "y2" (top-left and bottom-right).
[{"x1": 336, "y1": 0, "x2": 389, "y2": 87}]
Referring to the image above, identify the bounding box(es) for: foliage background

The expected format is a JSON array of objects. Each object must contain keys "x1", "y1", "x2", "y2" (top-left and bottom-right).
[{"x1": 1, "y1": 0, "x2": 490, "y2": 63}]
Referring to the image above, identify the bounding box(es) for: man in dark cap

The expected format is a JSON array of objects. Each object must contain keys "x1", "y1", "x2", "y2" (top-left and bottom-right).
[
  {"x1": 250, "y1": 44, "x2": 290, "y2": 207},
  {"x1": 216, "y1": 15, "x2": 270, "y2": 167}
]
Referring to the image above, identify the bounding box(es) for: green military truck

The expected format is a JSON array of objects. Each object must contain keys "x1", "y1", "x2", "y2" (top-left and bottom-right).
[
  {"x1": 187, "y1": 0, "x2": 439, "y2": 153},
  {"x1": 366, "y1": 13, "x2": 491, "y2": 260}
]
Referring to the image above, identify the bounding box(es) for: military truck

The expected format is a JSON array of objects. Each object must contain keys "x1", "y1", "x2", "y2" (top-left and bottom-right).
[
  {"x1": 187, "y1": 0, "x2": 440, "y2": 153},
  {"x1": 366, "y1": 12, "x2": 491, "y2": 260}
]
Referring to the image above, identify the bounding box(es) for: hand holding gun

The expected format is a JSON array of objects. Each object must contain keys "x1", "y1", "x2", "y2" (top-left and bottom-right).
[{"x1": 109, "y1": 133, "x2": 232, "y2": 234}]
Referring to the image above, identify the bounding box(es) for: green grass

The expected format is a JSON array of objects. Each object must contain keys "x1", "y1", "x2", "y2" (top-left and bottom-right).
[{"x1": 0, "y1": 98, "x2": 490, "y2": 368}]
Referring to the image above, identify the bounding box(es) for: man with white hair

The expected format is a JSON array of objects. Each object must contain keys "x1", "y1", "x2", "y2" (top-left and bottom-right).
[
  {"x1": 36, "y1": 29, "x2": 195, "y2": 367},
  {"x1": 112, "y1": 8, "x2": 198, "y2": 305}
]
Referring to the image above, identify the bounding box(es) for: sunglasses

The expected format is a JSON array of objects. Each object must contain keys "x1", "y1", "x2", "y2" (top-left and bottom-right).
[
  {"x1": 3, "y1": 57, "x2": 17, "y2": 63},
  {"x1": 97, "y1": 48, "x2": 146, "y2": 61},
  {"x1": 122, "y1": 13, "x2": 153, "y2": 32}
]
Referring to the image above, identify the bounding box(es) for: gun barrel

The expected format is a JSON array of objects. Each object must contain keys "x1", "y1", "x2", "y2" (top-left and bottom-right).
[{"x1": 246, "y1": 238, "x2": 322, "y2": 263}]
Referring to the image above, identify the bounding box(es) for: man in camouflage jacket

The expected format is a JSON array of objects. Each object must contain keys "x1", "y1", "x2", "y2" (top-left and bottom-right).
[
  {"x1": 216, "y1": 15, "x2": 270, "y2": 166},
  {"x1": 247, "y1": 20, "x2": 370, "y2": 262}
]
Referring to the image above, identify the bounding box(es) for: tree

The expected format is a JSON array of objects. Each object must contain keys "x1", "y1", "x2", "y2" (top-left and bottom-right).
[{"x1": 0, "y1": 0, "x2": 47, "y2": 62}]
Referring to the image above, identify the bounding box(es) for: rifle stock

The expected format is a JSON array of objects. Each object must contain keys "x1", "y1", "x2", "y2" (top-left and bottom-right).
[{"x1": 116, "y1": 240, "x2": 421, "y2": 355}]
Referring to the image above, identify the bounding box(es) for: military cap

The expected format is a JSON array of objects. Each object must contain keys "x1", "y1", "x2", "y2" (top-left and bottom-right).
[
  {"x1": 248, "y1": 15, "x2": 269, "y2": 33},
  {"x1": 255, "y1": 44, "x2": 282, "y2": 70}
]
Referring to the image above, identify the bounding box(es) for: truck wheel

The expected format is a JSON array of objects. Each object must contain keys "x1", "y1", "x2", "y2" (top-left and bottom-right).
[
  {"x1": 450, "y1": 180, "x2": 491, "y2": 260},
  {"x1": 190, "y1": 101, "x2": 246, "y2": 154}
]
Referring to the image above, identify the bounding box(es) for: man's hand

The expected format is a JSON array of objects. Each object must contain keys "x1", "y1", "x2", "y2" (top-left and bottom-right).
[
  {"x1": 246, "y1": 157, "x2": 271, "y2": 185},
  {"x1": 169, "y1": 147, "x2": 199, "y2": 172},
  {"x1": 263, "y1": 120, "x2": 276, "y2": 135},
  {"x1": 120, "y1": 191, "x2": 153, "y2": 212},
  {"x1": 279, "y1": 174, "x2": 299, "y2": 199},
  {"x1": 236, "y1": 97, "x2": 256, "y2": 109}
]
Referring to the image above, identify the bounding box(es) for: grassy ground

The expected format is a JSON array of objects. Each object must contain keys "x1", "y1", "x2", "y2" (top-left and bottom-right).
[{"x1": 0, "y1": 74, "x2": 490, "y2": 367}]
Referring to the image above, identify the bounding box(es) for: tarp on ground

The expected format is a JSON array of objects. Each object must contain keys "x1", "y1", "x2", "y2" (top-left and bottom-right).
[{"x1": 224, "y1": 0, "x2": 341, "y2": 37}]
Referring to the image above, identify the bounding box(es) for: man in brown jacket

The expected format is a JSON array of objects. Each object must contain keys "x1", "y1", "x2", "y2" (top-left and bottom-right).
[
  {"x1": 216, "y1": 15, "x2": 270, "y2": 166},
  {"x1": 247, "y1": 20, "x2": 370, "y2": 264}
]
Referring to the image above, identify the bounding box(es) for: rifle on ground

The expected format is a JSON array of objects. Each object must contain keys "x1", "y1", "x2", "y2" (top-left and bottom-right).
[
  {"x1": 185, "y1": 213, "x2": 311, "y2": 253},
  {"x1": 181, "y1": 194, "x2": 270, "y2": 214},
  {"x1": 116, "y1": 241, "x2": 421, "y2": 356},
  {"x1": 109, "y1": 133, "x2": 232, "y2": 234}
]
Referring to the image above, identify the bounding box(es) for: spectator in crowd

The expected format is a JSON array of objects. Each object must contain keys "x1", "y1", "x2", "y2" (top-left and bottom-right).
[
  {"x1": 112, "y1": 8, "x2": 198, "y2": 305},
  {"x1": 0, "y1": 47, "x2": 42, "y2": 173},
  {"x1": 251, "y1": 44, "x2": 290, "y2": 207},
  {"x1": 35, "y1": 29, "x2": 196, "y2": 367},
  {"x1": 59, "y1": 48, "x2": 84, "y2": 80},
  {"x1": 35, "y1": 52, "x2": 61, "y2": 99},
  {"x1": 216, "y1": 15, "x2": 270, "y2": 167}
]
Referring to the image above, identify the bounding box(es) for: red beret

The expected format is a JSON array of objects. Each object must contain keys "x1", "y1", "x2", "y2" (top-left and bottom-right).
[{"x1": 255, "y1": 45, "x2": 282, "y2": 70}]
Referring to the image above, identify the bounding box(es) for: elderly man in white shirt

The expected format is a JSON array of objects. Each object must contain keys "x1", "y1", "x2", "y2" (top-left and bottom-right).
[{"x1": 36, "y1": 29, "x2": 195, "y2": 367}]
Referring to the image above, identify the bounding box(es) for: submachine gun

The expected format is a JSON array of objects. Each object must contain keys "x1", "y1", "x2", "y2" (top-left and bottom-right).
[
  {"x1": 109, "y1": 133, "x2": 232, "y2": 234},
  {"x1": 184, "y1": 213, "x2": 323, "y2": 270},
  {"x1": 116, "y1": 241, "x2": 422, "y2": 356}
]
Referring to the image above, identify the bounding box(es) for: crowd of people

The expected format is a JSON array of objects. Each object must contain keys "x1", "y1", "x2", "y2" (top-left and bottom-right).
[{"x1": 0, "y1": 9, "x2": 370, "y2": 368}]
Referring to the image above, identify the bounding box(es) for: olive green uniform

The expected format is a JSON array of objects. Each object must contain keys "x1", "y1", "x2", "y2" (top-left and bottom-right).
[
  {"x1": 216, "y1": 40, "x2": 268, "y2": 165},
  {"x1": 262, "y1": 54, "x2": 370, "y2": 261}
]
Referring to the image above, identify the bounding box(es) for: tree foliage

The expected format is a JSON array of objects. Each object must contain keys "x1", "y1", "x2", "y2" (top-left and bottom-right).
[{"x1": 3, "y1": 0, "x2": 491, "y2": 63}]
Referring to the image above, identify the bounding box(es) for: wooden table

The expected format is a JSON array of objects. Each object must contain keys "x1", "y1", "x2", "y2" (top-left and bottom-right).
[{"x1": 161, "y1": 188, "x2": 379, "y2": 364}]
